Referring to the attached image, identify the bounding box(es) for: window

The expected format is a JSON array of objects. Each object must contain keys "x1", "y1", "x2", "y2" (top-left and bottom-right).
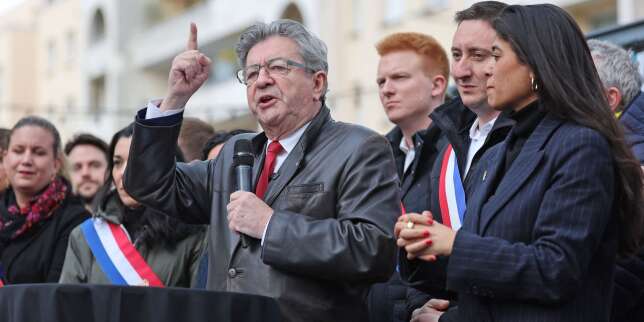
[
  {"x1": 90, "y1": 9, "x2": 106, "y2": 44},
  {"x1": 66, "y1": 96, "x2": 76, "y2": 111},
  {"x1": 383, "y1": 0, "x2": 405, "y2": 25},
  {"x1": 351, "y1": 0, "x2": 364, "y2": 36},
  {"x1": 66, "y1": 31, "x2": 76, "y2": 66},
  {"x1": 211, "y1": 48, "x2": 237, "y2": 83},
  {"x1": 47, "y1": 40, "x2": 56, "y2": 76},
  {"x1": 424, "y1": 0, "x2": 448, "y2": 13}
]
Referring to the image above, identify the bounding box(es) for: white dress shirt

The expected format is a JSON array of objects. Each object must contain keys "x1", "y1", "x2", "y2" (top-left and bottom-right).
[
  {"x1": 399, "y1": 137, "x2": 416, "y2": 174},
  {"x1": 145, "y1": 99, "x2": 183, "y2": 118},
  {"x1": 464, "y1": 117, "x2": 497, "y2": 176}
]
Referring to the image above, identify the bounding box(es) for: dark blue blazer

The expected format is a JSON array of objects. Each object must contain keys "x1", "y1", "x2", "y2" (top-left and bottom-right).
[{"x1": 441, "y1": 114, "x2": 618, "y2": 322}]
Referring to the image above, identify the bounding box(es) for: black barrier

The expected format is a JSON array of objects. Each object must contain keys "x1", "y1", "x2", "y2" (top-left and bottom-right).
[{"x1": 0, "y1": 284, "x2": 282, "y2": 322}]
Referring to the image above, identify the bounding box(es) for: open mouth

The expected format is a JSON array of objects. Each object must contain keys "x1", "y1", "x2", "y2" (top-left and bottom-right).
[{"x1": 258, "y1": 94, "x2": 277, "y2": 107}]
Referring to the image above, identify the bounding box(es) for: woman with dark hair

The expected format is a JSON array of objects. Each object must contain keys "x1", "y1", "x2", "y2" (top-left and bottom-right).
[
  {"x1": 396, "y1": 4, "x2": 643, "y2": 322},
  {"x1": 0, "y1": 117, "x2": 89, "y2": 284},
  {"x1": 59, "y1": 123, "x2": 206, "y2": 287}
]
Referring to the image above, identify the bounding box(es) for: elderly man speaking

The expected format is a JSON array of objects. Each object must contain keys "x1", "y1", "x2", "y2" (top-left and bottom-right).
[{"x1": 124, "y1": 20, "x2": 400, "y2": 321}]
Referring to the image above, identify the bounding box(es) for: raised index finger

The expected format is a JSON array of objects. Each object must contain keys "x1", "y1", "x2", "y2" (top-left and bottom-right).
[{"x1": 187, "y1": 22, "x2": 198, "y2": 50}]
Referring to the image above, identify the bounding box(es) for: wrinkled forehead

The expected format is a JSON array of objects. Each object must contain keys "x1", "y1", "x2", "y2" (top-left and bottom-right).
[
  {"x1": 245, "y1": 36, "x2": 302, "y2": 66},
  {"x1": 452, "y1": 20, "x2": 497, "y2": 51}
]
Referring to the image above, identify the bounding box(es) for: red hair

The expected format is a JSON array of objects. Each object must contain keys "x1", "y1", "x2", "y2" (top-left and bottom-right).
[{"x1": 376, "y1": 32, "x2": 449, "y2": 79}]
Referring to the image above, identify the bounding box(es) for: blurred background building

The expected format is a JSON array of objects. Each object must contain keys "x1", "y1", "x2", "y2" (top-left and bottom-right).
[{"x1": 1, "y1": 0, "x2": 643, "y2": 140}]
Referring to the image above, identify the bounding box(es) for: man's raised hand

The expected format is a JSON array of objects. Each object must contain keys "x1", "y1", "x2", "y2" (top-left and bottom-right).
[{"x1": 160, "y1": 23, "x2": 212, "y2": 111}]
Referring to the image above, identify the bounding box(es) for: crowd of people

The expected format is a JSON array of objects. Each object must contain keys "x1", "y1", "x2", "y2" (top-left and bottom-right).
[{"x1": 0, "y1": 1, "x2": 643, "y2": 322}]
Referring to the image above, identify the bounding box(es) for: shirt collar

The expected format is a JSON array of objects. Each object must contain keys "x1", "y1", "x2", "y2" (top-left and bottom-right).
[
  {"x1": 399, "y1": 136, "x2": 415, "y2": 155},
  {"x1": 268, "y1": 122, "x2": 311, "y2": 154},
  {"x1": 469, "y1": 116, "x2": 498, "y2": 140}
]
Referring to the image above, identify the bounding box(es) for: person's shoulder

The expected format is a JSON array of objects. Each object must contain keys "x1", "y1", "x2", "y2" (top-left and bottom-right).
[
  {"x1": 326, "y1": 121, "x2": 386, "y2": 144},
  {"x1": 545, "y1": 120, "x2": 611, "y2": 159},
  {"x1": 57, "y1": 195, "x2": 91, "y2": 229},
  {"x1": 555, "y1": 121, "x2": 607, "y2": 144}
]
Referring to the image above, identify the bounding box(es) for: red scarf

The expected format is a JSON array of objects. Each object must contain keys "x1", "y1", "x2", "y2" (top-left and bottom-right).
[{"x1": 0, "y1": 177, "x2": 68, "y2": 240}]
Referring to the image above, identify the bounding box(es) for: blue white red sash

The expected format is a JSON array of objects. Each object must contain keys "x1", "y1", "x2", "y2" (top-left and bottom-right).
[
  {"x1": 438, "y1": 145, "x2": 466, "y2": 230},
  {"x1": 0, "y1": 263, "x2": 5, "y2": 287},
  {"x1": 80, "y1": 218, "x2": 164, "y2": 287}
]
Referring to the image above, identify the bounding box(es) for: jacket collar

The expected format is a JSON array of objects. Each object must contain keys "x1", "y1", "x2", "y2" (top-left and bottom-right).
[
  {"x1": 430, "y1": 97, "x2": 477, "y2": 139},
  {"x1": 620, "y1": 91, "x2": 644, "y2": 126},
  {"x1": 248, "y1": 105, "x2": 331, "y2": 205},
  {"x1": 95, "y1": 189, "x2": 125, "y2": 225},
  {"x1": 470, "y1": 111, "x2": 563, "y2": 233},
  {"x1": 484, "y1": 109, "x2": 515, "y2": 147},
  {"x1": 250, "y1": 105, "x2": 330, "y2": 156}
]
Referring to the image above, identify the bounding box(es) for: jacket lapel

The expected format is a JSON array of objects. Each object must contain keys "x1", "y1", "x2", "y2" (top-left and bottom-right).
[
  {"x1": 264, "y1": 107, "x2": 330, "y2": 205},
  {"x1": 264, "y1": 145, "x2": 305, "y2": 206},
  {"x1": 464, "y1": 141, "x2": 505, "y2": 232},
  {"x1": 228, "y1": 107, "x2": 329, "y2": 254},
  {"x1": 477, "y1": 115, "x2": 562, "y2": 234}
]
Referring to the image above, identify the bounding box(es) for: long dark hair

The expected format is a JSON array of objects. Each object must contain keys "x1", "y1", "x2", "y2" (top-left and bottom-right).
[
  {"x1": 93, "y1": 123, "x2": 201, "y2": 249},
  {"x1": 493, "y1": 4, "x2": 643, "y2": 256}
]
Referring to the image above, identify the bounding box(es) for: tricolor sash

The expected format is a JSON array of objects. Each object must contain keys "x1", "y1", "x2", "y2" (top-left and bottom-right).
[
  {"x1": 0, "y1": 263, "x2": 5, "y2": 287},
  {"x1": 80, "y1": 218, "x2": 164, "y2": 287},
  {"x1": 438, "y1": 145, "x2": 466, "y2": 230}
]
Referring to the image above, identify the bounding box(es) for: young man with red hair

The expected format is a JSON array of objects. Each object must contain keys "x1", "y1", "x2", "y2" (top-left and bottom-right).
[{"x1": 369, "y1": 31, "x2": 449, "y2": 322}]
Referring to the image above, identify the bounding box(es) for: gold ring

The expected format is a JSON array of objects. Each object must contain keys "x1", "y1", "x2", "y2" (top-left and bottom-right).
[{"x1": 406, "y1": 221, "x2": 414, "y2": 229}]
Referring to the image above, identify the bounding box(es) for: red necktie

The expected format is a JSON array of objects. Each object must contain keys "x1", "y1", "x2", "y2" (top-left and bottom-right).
[{"x1": 255, "y1": 141, "x2": 283, "y2": 199}]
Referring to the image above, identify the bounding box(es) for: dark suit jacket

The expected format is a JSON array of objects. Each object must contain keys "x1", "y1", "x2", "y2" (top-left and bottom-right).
[
  {"x1": 400, "y1": 99, "x2": 513, "y2": 299},
  {"x1": 367, "y1": 124, "x2": 442, "y2": 322},
  {"x1": 620, "y1": 91, "x2": 644, "y2": 164},
  {"x1": 124, "y1": 106, "x2": 400, "y2": 322},
  {"x1": 440, "y1": 114, "x2": 618, "y2": 322}
]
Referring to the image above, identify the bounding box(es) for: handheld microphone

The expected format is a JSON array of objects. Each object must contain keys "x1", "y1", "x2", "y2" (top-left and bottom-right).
[{"x1": 233, "y1": 139, "x2": 254, "y2": 248}]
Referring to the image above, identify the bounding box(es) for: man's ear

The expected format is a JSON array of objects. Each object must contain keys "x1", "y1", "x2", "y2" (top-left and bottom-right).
[
  {"x1": 606, "y1": 86, "x2": 623, "y2": 113},
  {"x1": 312, "y1": 71, "x2": 327, "y2": 101},
  {"x1": 431, "y1": 74, "x2": 447, "y2": 98}
]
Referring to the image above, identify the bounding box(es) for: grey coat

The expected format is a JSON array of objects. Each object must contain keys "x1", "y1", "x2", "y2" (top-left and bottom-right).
[
  {"x1": 59, "y1": 191, "x2": 207, "y2": 287},
  {"x1": 124, "y1": 106, "x2": 400, "y2": 322}
]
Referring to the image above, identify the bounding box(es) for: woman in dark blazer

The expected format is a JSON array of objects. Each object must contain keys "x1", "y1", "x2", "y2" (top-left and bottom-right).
[
  {"x1": 0, "y1": 116, "x2": 89, "y2": 284},
  {"x1": 396, "y1": 4, "x2": 644, "y2": 322}
]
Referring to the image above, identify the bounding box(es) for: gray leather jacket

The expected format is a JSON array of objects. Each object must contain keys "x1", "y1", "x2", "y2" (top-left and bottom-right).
[{"x1": 124, "y1": 106, "x2": 400, "y2": 322}]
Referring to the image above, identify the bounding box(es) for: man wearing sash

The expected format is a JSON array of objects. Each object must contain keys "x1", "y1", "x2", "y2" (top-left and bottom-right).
[
  {"x1": 394, "y1": 2, "x2": 513, "y2": 321},
  {"x1": 368, "y1": 32, "x2": 449, "y2": 322}
]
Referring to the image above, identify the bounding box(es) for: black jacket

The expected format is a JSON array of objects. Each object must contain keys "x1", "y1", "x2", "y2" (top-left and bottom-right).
[
  {"x1": 400, "y1": 98, "x2": 513, "y2": 298},
  {"x1": 124, "y1": 106, "x2": 400, "y2": 322},
  {"x1": 368, "y1": 124, "x2": 443, "y2": 322},
  {"x1": 0, "y1": 190, "x2": 89, "y2": 284},
  {"x1": 611, "y1": 246, "x2": 644, "y2": 322},
  {"x1": 611, "y1": 92, "x2": 644, "y2": 322},
  {"x1": 386, "y1": 124, "x2": 443, "y2": 213},
  {"x1": 620, "y1": 91, "x2": 644, "y2": 164}
]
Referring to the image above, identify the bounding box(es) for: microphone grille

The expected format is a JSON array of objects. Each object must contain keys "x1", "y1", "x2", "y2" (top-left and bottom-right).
[{"x1": 233, "y1": 139, "x2": 254, "y2": 166}]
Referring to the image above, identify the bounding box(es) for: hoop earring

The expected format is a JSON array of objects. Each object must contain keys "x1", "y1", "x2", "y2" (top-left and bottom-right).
[{"x1": 530, "y1": 75, "x2": 539, "y2": 92}]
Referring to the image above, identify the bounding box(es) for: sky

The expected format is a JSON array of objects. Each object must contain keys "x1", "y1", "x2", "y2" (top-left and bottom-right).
[{"x1": 0, "y1": 0, "x2": 25, "y2": 15}]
